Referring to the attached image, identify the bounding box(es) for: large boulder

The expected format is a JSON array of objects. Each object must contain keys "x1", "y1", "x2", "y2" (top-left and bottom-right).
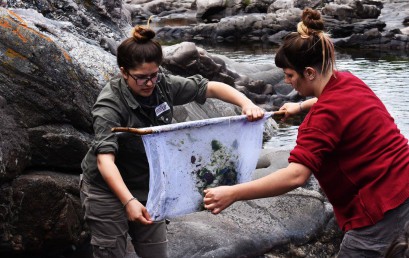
[
  {"x1": 0, "y1": 99, "x2": 30, "y2": 182},
  {"x1": 0, "y1": 8, "x2": 100, "y2": 132},
  {"x1": 1, "y1": 171, "x2": 87, "y2": 255}
]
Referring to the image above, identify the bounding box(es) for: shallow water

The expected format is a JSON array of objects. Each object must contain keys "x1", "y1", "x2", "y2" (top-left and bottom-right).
[{"x1": 201, "y1": 44, "x2": 409, "y2": 150}]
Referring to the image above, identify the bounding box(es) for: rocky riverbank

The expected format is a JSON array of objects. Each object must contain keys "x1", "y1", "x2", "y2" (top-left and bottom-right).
[
  {"x1": 154, "y1": 0, "x2": 409, "y2": 51},
  {"x1": 1, "y1": 0, "x2": 408, "y2": 257}
]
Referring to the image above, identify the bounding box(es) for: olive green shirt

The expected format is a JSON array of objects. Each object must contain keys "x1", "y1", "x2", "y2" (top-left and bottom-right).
[{"x1": 81, "y1": 70, "x2": 208, "y2": 201}]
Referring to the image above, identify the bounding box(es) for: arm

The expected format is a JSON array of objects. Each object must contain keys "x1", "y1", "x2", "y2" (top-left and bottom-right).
[
  {"x1": 97, "y1": 153, "x2": 153, "y2": 225},
  {"x1": 279, "y1": 97, "x2": 318, "y2": 121},
  {"x1": 203, "y1": 162, "x2": 312, "y2": 214},
  {"x1": 206, "y1": 81, "x2": 264, "y2": 121}
]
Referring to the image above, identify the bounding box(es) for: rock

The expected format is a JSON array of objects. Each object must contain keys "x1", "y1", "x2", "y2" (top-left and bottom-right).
[
  {"x1": 0, "y1": 103, "x2": 30, "y2": 182},
  {"x1": 196, "y1": 0, "x2": 246, "y2": 22},
  {"x1": 6, "y1": 0, "x2": 409, "y2": 256},
  {"x1": 322, "y1": 3, "x2": 356, "y2": 21},
  {"x1": 267, "y1": 30, "x2": 291, "y2": 44},
  {"x1": 355, "y1": 2, "x2": 381, "y2": 19},
  {"x1": 1, "y1": 171, "x2": 87, "y2": 255},
  {"x1": 28, "y1": 125, "x2": 92, "y2": 171},
  {"x1": 378, "y1": 1, "x2": 409, "y2": 31},
  {"x1": 162, "y1": 41, "x2": 295, "y2": 105},
  {"x1": 254, "y1": 149, "x2": 290, "y2": 174},
  {"x1": 294, "y1": 0, "x2": 323, "y2": 9},
  {"x1": 0, "y1": 8, "x2": 101, "y2": 132},
  {"x1": 270, "y1": 0, "x2": 294, "y2": 11}
]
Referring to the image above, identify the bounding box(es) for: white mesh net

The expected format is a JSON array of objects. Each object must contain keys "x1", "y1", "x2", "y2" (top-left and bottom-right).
[{"x1": 142, "y1": 114, "x2": 271, "y2": 221}]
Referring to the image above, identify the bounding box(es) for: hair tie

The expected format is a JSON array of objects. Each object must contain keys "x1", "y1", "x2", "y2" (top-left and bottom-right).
[
  {"x1": 297, "y1": 22, "x2": 310, "y2": 39},
  {"x1": 147, "y1": 15, "x2": 155, "y2": 28}
]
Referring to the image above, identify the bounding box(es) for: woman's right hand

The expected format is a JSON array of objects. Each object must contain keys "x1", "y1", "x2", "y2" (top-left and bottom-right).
[
  {"x1": 125, "y1": 199, "x2": 153, "y2": 225},
  {"x1": 279, "y1": 98, "x2": 318, "y2": 121},
  {"x1": 279, "y1": 102, "x2": 302, "y2": 121}
]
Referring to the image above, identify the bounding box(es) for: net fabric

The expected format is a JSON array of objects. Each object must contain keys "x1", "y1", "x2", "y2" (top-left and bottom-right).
[{"x1": 143, "y1": 114, "x2": 270, "y2": 221}]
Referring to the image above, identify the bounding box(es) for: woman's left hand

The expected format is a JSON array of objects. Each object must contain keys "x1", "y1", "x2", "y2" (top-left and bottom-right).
[{"x1": 203, "y1": 186, "x2": 236, "y2": 214}]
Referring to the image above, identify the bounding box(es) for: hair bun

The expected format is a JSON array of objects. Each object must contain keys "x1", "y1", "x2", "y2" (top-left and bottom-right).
[
  {"x1": 301, "y1": 8, "x2": 324, "y2": 31},
  {"x1": 131, "y1": 26, "x2": 156, "y2": 43}
]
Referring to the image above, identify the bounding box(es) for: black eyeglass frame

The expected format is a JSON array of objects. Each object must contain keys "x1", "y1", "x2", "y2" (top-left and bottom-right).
[{"x1": 127, "y1": 71, "x2": 162, "y2": 86}]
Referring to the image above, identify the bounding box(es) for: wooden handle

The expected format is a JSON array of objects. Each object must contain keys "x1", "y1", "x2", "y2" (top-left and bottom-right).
[
  {"x1": 272, "y1": 110, "x2": 286, "y2": 116},
  {"x1": 111, "y1": 127, "x2": 154, "y2": 135},
  {"x1": 112, "y1": 111, "x2": 286, "y2": 135}
]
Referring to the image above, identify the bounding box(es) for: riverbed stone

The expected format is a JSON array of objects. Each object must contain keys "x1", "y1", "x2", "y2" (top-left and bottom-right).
[
  {"x1": 0, "y1": 0, "x2": 406, "y2": 256},
  {"x1": 1, "y1": 171, "x2": 87, "y2": 255}
]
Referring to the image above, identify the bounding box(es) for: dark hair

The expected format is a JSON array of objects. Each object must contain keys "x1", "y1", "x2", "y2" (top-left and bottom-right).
[
  {"x1": 275, "y1": 8, "x2": 335, "y2": 76},
  {"x1": 384, "y1": 222, "x2": 409, "y2": 258},
  {"x1": 117, "y1": 25, "x2": 163, "y2": 70}
]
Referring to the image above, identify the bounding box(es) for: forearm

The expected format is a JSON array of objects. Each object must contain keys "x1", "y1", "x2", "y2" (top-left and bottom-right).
[
  {"x1": 300, "y1": 97, "x2": 318, "y2": 111},
  {"x1": 234, "y1": 163, "x2": 312, "y2": 201},
  {"x1": 279, "y1": 97, "x2": 318, "y2": 120},
  {"x1": 205, "y1": 81, "x2": 253, "y2": 108},
  {"x1": 97, "y1": 153, "x2": 153, "y2": 223},
  {"x1": 203, "y1": 163, "x2": 312, "y2": 214},
  {"x1": 97, "y1": 153, "x2": 133, "y2": 205},
  {"x1": 206, "y1": 81, "x2": 264, "y2": 121}
]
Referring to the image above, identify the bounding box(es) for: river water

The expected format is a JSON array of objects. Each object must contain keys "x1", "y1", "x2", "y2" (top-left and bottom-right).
[{"x1": 200, "y1": 44, "x2": 409, "y2": 151}]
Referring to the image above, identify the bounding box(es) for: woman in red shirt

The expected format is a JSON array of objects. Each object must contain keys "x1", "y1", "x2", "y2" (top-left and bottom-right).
[{"x1": 203, "y1": 8, "x2": 409, "y2": 257}]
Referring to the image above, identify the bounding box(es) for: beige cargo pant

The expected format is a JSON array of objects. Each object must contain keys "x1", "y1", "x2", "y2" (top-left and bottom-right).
[{"x1": 80, "y1": 178, "x2": 168, "y2": 258}]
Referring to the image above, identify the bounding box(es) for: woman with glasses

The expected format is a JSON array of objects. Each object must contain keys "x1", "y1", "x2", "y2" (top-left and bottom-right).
[
  {"x1": 204, "y1": 8, "x2": 409, "y2": 257},
  {"x1": 80, "y1": 25, "x2": 265, "y2": 258}
]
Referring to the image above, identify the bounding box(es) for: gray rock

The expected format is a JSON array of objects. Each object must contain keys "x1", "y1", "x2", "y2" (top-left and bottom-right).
[
  {"x1": 1, "y1": 171, "x2": 87, "y2": 254},
  {"x1": 6, "y1": 0, "x2": 403, "y2": 256},
  {"x1": 378, "y1": 0, "x2": 409, "y2": 32},
  {"x1": 0, "y1": 8, "x2": 101, "y2": 132},
  {"x1": 0, "y1": 102, "x2": 30, "y2": 182},
  {"x1": 294, "y1": 0, "x2": 323, "y2": 9},
  {"x1": 28, "y1": 124, "x2": 92, "y2": 171}
]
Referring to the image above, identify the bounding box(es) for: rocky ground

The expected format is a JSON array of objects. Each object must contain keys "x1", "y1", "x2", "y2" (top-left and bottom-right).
[{"x1": 1, "y1": 0, "x2": 408, "y2": 257}]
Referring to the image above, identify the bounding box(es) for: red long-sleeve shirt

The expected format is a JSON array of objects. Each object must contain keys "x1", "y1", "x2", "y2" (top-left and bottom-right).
[{"x1": 289, "y1": 71, "x2": 409, "y2": 232}]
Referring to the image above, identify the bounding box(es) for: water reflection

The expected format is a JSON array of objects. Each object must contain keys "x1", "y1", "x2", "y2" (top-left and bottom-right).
[{"x1": 200, "y1": 44, "x2": 409, "y2": 150}]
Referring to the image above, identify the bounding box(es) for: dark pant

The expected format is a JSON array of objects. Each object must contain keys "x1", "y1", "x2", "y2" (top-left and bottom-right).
[
  {"x1": 80, "y1": 178, "x2": 168, "y2": 258},
  {"x1": 337, "y1": 198, "x2": 409, "y2": 257}
]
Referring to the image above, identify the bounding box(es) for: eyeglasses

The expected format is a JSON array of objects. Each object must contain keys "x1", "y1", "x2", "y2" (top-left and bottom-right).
[{"x1": 127, "y1": 71, "x2": 162, "y2": 86}]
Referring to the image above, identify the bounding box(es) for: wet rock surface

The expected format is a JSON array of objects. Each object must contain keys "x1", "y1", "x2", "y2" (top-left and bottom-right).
[{"x1": 1, "y1": 0, "x2": 407, "y2": 256}]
